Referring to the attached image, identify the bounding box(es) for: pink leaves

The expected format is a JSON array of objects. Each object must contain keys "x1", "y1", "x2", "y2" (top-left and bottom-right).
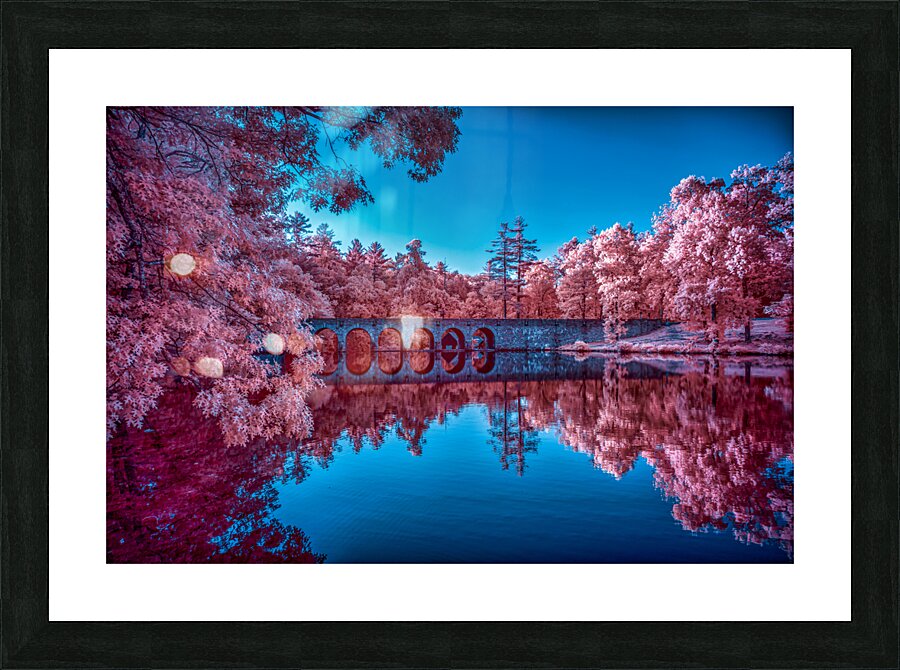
[
  {"x1": 653, "y1": 153, "x2": 794, "y2": 338},
  {"x1": 592, "y1": 223, "x2": 643, "y2": 338},
  {"x1": 522, "y1": 261, "x2": 560, "y2": 318},
  {"x1": 557, "y1": 239, "x2": 601, "y2": 320},
  {"x1": 107, "y1": 106, "x2": 463, "y2": 444},
  {"x1": 342, "y1": 106, "x2": 463, "y2": 183}
]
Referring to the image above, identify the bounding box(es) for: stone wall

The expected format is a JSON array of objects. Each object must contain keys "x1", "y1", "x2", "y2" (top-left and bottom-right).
[{"x1": 307, "y1": 317, "x2": 664, "y2": 352}]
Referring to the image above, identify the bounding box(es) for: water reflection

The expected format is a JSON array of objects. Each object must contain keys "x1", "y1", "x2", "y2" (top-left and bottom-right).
[
  {"x1": 107, "y1": 353, "x2": 793, "y2": 563},
  {"x1": 378, "y1": 349, "x2": 403, "y2": 375},
  {"x1": 473, "y1": 349, "x2": 495, "y2": 373},
  {"x1": 107, "y1": 386, "x2": 324, "y2": 563},
  {"x1": 441, "y1": 349, "x2": 466, "y2": 374},
  {"x1": 408, "y1": 350, "x2": 433, "y2": 374}
]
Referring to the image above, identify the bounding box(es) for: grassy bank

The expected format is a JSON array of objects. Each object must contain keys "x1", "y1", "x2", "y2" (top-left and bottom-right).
[{"x1": 559, "y1": 318, "x2": 793, "y2": 357}]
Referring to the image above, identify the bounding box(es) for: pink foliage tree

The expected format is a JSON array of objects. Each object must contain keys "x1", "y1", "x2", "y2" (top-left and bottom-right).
[
  {"x1": 392, "y1": 239, "x2": 441, "y2": 316},
  {"x1": 522, "y1": 261, "x2": 560, "y2": 318},
  {"x1": 658, "y1": 154, "x2": 793, "y2": 341},
  {"x1": 557, "y1": 237, "x2": 602, "y2": 319},
  {"x1": 592, "y1": 223, "x2": 643, "y2": 339},
  {"x1": 461, "y1": 270, "x2": 503, "y2": 318},
  {"x1": 298, "y1": 223, "x2": 344, "y2": 316},
  {"x1": 639, "y1": 210, "x2": 679, "y2": 320},
  {"x1": 107, "y1": 106, "x2": 461, "y2": 444}
]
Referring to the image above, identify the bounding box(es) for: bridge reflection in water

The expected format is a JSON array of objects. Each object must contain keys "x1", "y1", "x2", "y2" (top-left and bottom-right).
[
  {"x1": 107, "y1": 350, "x2": 794, "y2": 564},
  {"x1": 315, "y1": 346, "x2": 767, "y2": 387},
  {"x1": 320, "y1": 348, "x2": 507, "y2": 384},
  {"x1": 316, "y1": 342, "x2": 666, "y2": 385}
]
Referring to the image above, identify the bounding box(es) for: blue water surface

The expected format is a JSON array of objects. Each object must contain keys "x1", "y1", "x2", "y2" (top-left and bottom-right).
[{"x1": 273, "y1": 353, "x2": 793, "y2": 563}]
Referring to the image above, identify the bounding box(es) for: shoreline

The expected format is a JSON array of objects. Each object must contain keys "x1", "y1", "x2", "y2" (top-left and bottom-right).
[
  {"x1": 557, "y1": 318, "x2": 793, "y2": 359},
  {"x1": 558, "y1": 343, "x2": 793, "y2": 358}
]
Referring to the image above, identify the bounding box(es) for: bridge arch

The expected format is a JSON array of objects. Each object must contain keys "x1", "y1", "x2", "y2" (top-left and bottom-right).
[
  {"x1": 440, "y1": 327, "x2": 466, "y2": 351},
  {"x1": 345, "y1": 328, "x2": 373, "y2": 375},
  {"x1": 377, "y1": 327, "x2": 403, "y2": 351},
  {"x1": 313, "y1": 328, "x2": 340, "y2": 374},
  {"x1": 409, "y1": 327, "x2": 434, "y2": 351},
  {"x1": 314, "y1": 327, "x2": 339, "y2": 352}
]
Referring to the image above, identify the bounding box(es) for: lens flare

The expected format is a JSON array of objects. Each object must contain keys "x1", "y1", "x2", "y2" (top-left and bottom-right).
[
  {"x1": 170, "y1": 357, "x2": 191, "y2": 376},
  {"x1": 194, "y1": 356, "x2": 223, "y2": 378},
  {"x1": 399, "y1": 315, "x2": 424, "y2": 349},
  {"x1": 263, "y1": 332, "x2": 285, "y2": 355},
  {"x1": 168, "y1": 253, "x2": 196, "y2": 277}
]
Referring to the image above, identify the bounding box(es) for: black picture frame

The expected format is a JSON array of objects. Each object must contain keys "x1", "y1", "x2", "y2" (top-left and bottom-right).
[{"x1": 2, "y1": 1, "x2": 896, "y2": 667}]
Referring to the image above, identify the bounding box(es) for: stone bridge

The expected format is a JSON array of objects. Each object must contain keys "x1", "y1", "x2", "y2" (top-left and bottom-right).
[{"x1": 307, "y1": 317, "x2": 664, "y2": 353}]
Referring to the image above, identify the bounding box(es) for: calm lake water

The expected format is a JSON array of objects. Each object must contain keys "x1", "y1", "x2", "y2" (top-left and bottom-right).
[{"x1": 107, "y1": 352, "x2": 793, "y2": 564}]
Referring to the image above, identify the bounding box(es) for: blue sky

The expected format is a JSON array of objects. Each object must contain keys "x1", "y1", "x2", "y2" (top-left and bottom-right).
[{"x1": 291, "y1": 106, "x2": 793, "y2": 275}]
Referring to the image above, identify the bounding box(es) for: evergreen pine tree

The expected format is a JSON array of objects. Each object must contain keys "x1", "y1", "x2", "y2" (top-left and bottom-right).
[
  {"x1": 509, "y1": 216, "x2": 539, "y2": 318},
  {"x1": 486, "y1": 221, "x2": 513, "y2": 318}
]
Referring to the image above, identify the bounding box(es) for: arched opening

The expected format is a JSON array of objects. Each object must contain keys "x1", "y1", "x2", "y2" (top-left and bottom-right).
[
  {"x1": 345, "y1": 328, "x2": 373, "y2": 375},
  {"x1": 377, "y1": 328, "x2": 403, "y2": 351},
  {"x1": 378, "y1": 350, "x2": 403, "y2": 375},
  {"x1": 472, "y1": 327, "x2": 496, "y2": 351},
  {"x1": 441, "y1": 350, "x2": 466, "y2": 374},
  {"x1": 440, "y1": 328, "x2": 466, "y2": 373},
  {"x1": 440, "y1": 327, "x2": 466, "y2": 351},
  {"x1": 409, "y1": 350, "x2": 434, "y2": 374},
  {"x1": 409, "y1": 327, "x2": 434, "y2": 351},
  {"x1": 314, "y1": 328, "x2": 339, "y2": 354},
  {"x1": 472, "y1": 350, "x2": 496, "y2": 374},
  {"x1": 314, "y1": 328, "x2": 339, "y2": 375}
]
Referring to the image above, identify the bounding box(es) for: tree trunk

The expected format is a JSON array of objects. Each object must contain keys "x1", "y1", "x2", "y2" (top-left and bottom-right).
[
  {"x1": 742, "y1": 277, "x2": 751, "y2": 343},
  {"x1": 502, "y1": 251, "x2": 508, "y2": 319},
  {"x1": 515, "y1": 251, "x2": 522, "y2": 319},
  {"x1": 516, "y1": 394, "x2": 525, "y2": 476}
]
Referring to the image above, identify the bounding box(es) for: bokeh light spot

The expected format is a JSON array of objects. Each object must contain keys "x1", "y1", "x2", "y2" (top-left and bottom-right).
[
  {"x1": 194, "y1": 356, "x2": 223, "y2": 378},
  {"x1": 263, "y1": 332, "x2": 285, "y2": 355},
  {"x1": 171, "y1": 357, "x2": 191, "y2": 376},
  {"x1": 168, "y1": 253, "x2": 196, "y2": 277}
]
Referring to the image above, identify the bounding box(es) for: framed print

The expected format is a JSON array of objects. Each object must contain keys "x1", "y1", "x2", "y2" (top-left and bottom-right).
[{"x1": 4, "y1": 1, "x2": 898, "y2": 667}]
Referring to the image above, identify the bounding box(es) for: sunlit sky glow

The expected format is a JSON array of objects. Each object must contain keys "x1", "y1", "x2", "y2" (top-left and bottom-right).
[{"x1": 290, "y1": 106, "x2": 793, "y2": 275}]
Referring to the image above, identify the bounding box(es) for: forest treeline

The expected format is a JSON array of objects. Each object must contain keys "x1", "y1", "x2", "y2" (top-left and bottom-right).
[{"x1": 294, "y1": 152, "x2": 793, "y2": 342}]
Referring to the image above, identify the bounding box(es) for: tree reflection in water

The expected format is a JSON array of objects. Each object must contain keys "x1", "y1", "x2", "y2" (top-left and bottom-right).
[
  {"x1": 487, "y1": 382, "x2": 540, "y2": 476},
  {"x1": 107, "y1": 386, "x2": 324, "y2": 563},
  {"x1": 108, "y1": 352, "x2": 793, "y2": 562}
]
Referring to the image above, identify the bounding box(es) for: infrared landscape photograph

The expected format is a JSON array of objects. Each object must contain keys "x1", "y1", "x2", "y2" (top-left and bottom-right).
[{"x1": 107, "y1": 106, "x2": 794, "y2": 564}]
